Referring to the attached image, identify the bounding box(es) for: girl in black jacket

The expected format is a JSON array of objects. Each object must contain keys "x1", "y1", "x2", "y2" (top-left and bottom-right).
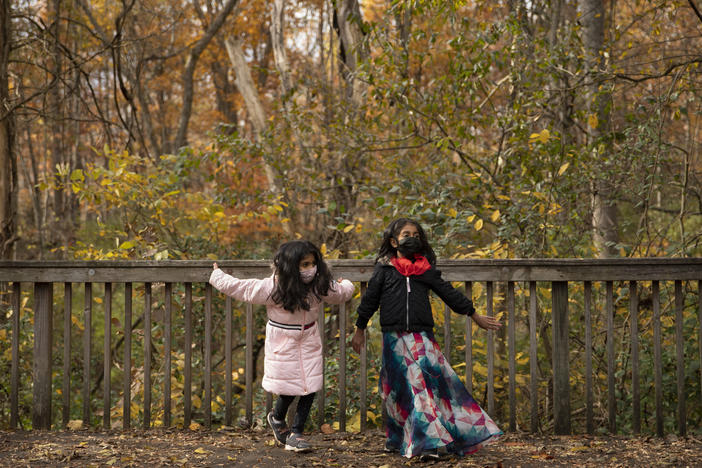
[{"x1": 351, "y1": 218, "x2": 502, "y2": 459}]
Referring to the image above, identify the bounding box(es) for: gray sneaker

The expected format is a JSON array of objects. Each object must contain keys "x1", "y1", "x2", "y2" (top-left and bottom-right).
[
  {"x1": 285, "y1": 432, "x2": 312, "y2": 452},
  {"x1": 266, "y1": 412, "x2": 289, "y2": 445}
]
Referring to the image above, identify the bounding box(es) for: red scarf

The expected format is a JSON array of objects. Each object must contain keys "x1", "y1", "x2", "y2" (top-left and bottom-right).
[{"x1": 391, "y1": 255, "x2": 431, "y2": 276}]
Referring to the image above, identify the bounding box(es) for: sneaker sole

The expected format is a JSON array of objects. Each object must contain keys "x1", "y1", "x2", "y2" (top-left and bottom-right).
[
  {"x1": 266, "y1": 413, "x2": 288, "y2": 445},
  {"x1": 285, "y1": 444, "x2": 312, "y2": 452}
]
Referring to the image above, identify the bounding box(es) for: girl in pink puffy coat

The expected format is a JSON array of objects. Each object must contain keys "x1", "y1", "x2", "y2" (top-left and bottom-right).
[{"x1": 209, "y1": 240, "x2": 354, "y2": 452}]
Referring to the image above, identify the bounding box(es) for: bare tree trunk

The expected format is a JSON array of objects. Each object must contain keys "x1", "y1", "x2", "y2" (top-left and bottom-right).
[
  {"x1": 333, "y1": 0, "x2": 368, "y2": 103},
  {"x1": 0, "y1": 0, "x2": 16, "y2": 259},
  {"x1": 173, "y1": 0, "x2": 240, "y2": 151},
  {"x1": 580, "y1": 0, "x2": 618, "y2": 257},
  {"x1": 224, "y1": 37, "x2": 280, "y2": 195}
]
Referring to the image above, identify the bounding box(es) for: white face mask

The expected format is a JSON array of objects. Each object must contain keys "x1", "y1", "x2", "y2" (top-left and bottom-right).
[{"x1": 300, "y1": 266, "x2": 317, "y2": 283}]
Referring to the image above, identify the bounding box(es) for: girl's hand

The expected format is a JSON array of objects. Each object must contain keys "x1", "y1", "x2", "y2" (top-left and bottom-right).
[
  {"x1": 351, "y1": 327, "x2": 366, "y2": 354},
  {"x1": 213, "y1": 262, "x2": 219, "y2": 270},
  {"x1": 471, "y1": 313, "x2": 501, "y2": 331},
  {"x1": 336, "y1": 277, "x2": 345, "y2": 283}
]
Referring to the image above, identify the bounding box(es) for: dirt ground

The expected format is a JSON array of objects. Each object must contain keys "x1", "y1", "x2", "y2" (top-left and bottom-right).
[{"x1": 1, "y1": 427, "x2": 701, "y2": 467}]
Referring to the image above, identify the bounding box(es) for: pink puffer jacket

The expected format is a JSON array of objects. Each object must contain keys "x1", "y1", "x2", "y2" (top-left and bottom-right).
[{"x1": 209, "y1": 268, "x2": 355, "y2": 396}]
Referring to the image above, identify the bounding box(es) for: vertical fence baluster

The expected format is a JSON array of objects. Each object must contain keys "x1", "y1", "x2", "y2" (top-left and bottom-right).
[
  {"x1": 444, "y1": 303, "x2": 451, "y2": 364},
  {"x1": 529, "y1": 281, "x2": 538, "y2": 433},
  {"x1": 10, "y1": 282, "x2": 20, "y2": 428},
  {"x1": 465, "y1": 282, "x2": 473, "y2": 394},
  {"x1": 225, "y1": 296, "x2": 232, "y2": 427},
  {"x1": 33, "y1": 282, "x2": 53, "y2": 430},
  {"x1": 630, "y1": 280, "x2": 640, "y2": 434},
  {"x1": 675, "y1": 280, "x2": 685, "y2": 436},
  {"x1": 164, "y1": 282, "x2": 172, "y2": 428},
  {"x1": 83, "y1": 282, "x2": 92, "y2": 426},
  {"x1": 606, "y1": 281, "x2": 615, "y2": 434},
  {"x1": 552, "y1": 281, "x2": 570, "y2": 435},
  {"x1": 486, "y1": 281, "x2": 494, "y2": 415},
  {"x1": 124, "y1": 282, "x2": 132, "y2": 429},
  {"x1": 63, "y1": 283, "x2": 72, "y2": 427},
  {"x1": 584, "y1": 281, "x2": 593, "y2": 434},
  {"x1": 245, "y1": 302, "x2": 253, "y2": 426},
  {"x1": 339, "y1": 301, "x2": 347, "y2": 432},
  {"x1": 507, "y1": 281, "x2": 516, "y2": 432},
  {"x1": 359, "y1": 283, "x2": 368, "y2": 431},
  {"x1": 699, "y1": 281, "x2": 702, "y2": 413},
  {"x1": 184, "y1": 283, "x2": 192, "y2": 428},
  {"x1": 652, "y1": 280, "x2": 663, "y2": 436},
  {"x1": 144, "y1": 283, "x2": 152, "y2": 429},
  {"x1": 317, "y1": 301, "x2": 326, "y2": 427},
  {"x1": 104, "y1": 282, "x2": 111, "y2": 429},
  {"x1": 205, "y1": 283, "x2": 212, "y2": 428}
]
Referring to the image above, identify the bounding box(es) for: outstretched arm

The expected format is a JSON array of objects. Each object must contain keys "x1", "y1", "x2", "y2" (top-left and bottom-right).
[
  {"x1": 471, "y1": 313, "x2": 501, "y2": 331},
  {"x1": 209, "y1": 263, "x2": 273, "y2": 305}
]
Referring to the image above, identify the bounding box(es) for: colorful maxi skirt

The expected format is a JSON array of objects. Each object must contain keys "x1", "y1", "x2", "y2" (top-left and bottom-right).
[{"x1": 381, "y1": 331, "x2": 502, "y2": 458}]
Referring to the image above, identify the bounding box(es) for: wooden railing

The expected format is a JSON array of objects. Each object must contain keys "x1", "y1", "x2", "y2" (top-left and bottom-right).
[{"x1": 1, "y1": 259, "x2": 701, "y2": 435}]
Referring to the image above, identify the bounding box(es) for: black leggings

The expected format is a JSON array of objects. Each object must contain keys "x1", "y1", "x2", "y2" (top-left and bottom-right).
[{"x1": 273, "y1": 392, "x2": 316, "y2": 434}]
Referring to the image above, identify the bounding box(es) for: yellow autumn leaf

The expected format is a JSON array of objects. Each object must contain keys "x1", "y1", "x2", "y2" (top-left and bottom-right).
[
  {"x1": 557, "y1": 162, "x2": 570, "y2": 176},
  {"x1": 474, "y1": 219, "x2": 484, "y2": 231},
  {"x1": 466, "y1": 214, "x2": 476, "y2": 223},
  {"x1": 343, "y1": 224, "x2": 355, "y2": 233},
  {"x1": 448, "y1": 208, "x2": 458, "y2": 218},
  {"x1": 194, "y1": 447, "x2": 209, "y2": 454},
  {"x1": 588, "y1": 113, "x2": 599, "y2": 129},
  {"x1": 490, "y1": 210, "x2": 500, "y2": 222},
  {"x1": 320, "y1": 243, "x2": 327, "y2": 255},
  {"x1": 189, "y1": 421, "x2": 201, "y2": 431}
]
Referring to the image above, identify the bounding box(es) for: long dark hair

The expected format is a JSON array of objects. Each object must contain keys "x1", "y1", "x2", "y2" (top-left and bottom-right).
[
  {"x1": 270, "y1": 240, "x2": 333, "y2": 312},
  {"x1": 375, "y1": 218, "x2": 436, "y2": 265}
]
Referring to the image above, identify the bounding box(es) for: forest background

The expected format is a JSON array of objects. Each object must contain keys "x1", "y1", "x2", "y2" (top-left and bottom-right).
[{"x1": 0, "y1": 0, "x2": 701, "y2": 435}]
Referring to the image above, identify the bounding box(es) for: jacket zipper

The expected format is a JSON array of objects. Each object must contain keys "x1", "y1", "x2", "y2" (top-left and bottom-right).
[{"x1": 405, "y1": 276, "x2": 410, "y2": 330}]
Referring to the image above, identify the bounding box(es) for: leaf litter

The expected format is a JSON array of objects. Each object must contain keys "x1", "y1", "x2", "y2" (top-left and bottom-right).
[{"x1": 0, "y1": 429, "x2": 700, "y2": 467}]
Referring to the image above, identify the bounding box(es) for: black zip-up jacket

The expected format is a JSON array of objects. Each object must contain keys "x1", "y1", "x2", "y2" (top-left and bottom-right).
[{"x1": 355, "y1": 258, "x2": 475, "y2": 333}]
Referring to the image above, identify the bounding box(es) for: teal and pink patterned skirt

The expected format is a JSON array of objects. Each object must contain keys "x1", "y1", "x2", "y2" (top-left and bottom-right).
[{"x1": 381, "y1": 331, "x2": 502, "y2": 458}]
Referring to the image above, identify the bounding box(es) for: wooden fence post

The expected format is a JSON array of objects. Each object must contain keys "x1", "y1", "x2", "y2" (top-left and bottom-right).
[
  {"x1": 32, "y1": 282, "x2": 53, "y2": 430},
  {"x1": 551, "y1": 281, "x2": 570, "y2": 435}
]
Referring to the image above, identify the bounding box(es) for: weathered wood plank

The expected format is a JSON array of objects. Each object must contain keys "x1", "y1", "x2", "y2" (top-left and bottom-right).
[
  {"x1": 630, "y1": 281, "x2": 640, "y2": 434},
  {"x1": 3, "y1": 258, "x2": 702, "y2": 282},
  {"x1": 487, "y1": 281, "x2": 494, "y2": 415},
  {"x1": 164, "y1": 282, "x2": 172, "y2": 428},
  {"x1": 675, "y1": 280, "x2": 685, "y2": 436},
  {"x1": 184, "y1": 283, "x2": 192, "y2": 428},
  {"x1": 83, "y1": 282, "x2": 92, "y2": 426},
  {"x1": 552, "y1": 281, "x2": 570, "y2": 435},
  {"x1": 225, "y1": 295, "x2": 232, "y2": 427},
  {"x1": 699, "y1": 281, "x2": 702, "y2": 415},
  {"x1": 359, "y1": 282, "x2": 368, "y2": 431},
  {"x1": 584, "y1": 281, "x2": 593, "y2": 435},
  {"x1": 606, "y1": 281, "x2": 615, "y2": 434},
  {"x1": 507, "y1": 281, "x2": 516, "y2": 432},
  {"x1": 245, "y1": 302, "x2": 253, "y2": 427},
  {"x1": 10, "y1": 282, "x2": 20, "y2": 428},
  {"x1": 465, "y1": 282, "x2": 473, "y2": 394},
  {"x1": 529, "y1": 281, "x2": 538, "y2": 433},
  {"x1": 104, "y1": 282, "x2": 112, "y2": 429},
  {"x1": 124, "y1": 283, "x2": 132, "y2": 429},
  {"x1": 653, "y1": 281, "x2": 663, "y2": 437},
  {"x1": 144, "y1": 283, "x2": 152, "y2": 429},
  {"x1": 62, "y1": 283, "x2": 71, "y2": 428},
  {"x1": 339, "y1": 301, "x2": 347, "y2": 432},
  {"x1": 32, "y1": 282, "x2": 53, "y2": 430},
  {"x1": 444, "y1": 303, "x2": 451, "y2": 364},
  {"x1": 205, "y1": 283, "x2": 212, "y2": 428},
  {"x1": 317, "y1": 301, "x2": 326, "y2": 428}
]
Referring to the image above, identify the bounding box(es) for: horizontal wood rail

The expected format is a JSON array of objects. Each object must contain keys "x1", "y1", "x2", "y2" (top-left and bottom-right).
[{"x1": 1, "y1": 259, "x2": 701, "y2": 436}]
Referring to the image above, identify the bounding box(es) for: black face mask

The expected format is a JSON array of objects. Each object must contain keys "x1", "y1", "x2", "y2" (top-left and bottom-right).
[{"x1": 396, "y1": 236, "x2": 422, "y2": 258}]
